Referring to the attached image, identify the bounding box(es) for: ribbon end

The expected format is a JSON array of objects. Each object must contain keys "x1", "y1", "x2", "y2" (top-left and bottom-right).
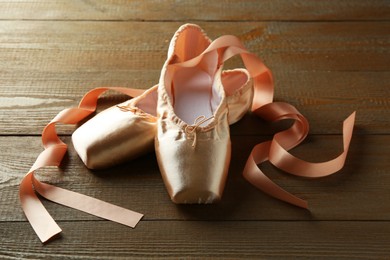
[
  {"x1": 299, "y1": 200, "x2": 309, "y2": 210},
  {"x1": 128, "y1": 212, "x2": 144, "y2": 228},
  {"x1": 286, "y1": 195, "x2": 309, "y2": 210},
  {"x1": 345, "y1": 111, "x2": 356, "y2": 124},
  {"x1": 39, "y1": 226, "x2": 62, "y2": 244}
]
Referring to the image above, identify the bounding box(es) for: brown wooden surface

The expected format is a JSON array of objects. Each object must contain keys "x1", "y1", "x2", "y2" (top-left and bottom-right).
[{"x1": 0, "y1": 1, "x2": 389, "y2": 259}]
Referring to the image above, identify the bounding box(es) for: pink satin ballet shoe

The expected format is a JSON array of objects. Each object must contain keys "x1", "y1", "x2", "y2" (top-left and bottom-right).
[
  {"x1": 72, "y1": 85, "x2": 158, "y2": 169},
  {"x1": 156, "y1": 24, "x2": 232, "y2": 203}
]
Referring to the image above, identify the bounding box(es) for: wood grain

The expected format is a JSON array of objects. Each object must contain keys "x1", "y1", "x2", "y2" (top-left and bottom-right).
[
  {"x1": 0, "y1": 0, "x2": 389, "y2": 21},
  {"x1": 1, "y1": 221, "x2": 389, "y2": 258}
]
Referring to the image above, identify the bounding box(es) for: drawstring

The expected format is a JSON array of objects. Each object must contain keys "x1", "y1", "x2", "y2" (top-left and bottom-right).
[
  {"x1": 185, "y1": 115, "x2": 214, "y2": 148},
  {"x1": 117, "y1": 104, "x2": 136, "y2": 113},
  {"x1": 117, "y1": 104, "x2": 149, "y2": 118}
]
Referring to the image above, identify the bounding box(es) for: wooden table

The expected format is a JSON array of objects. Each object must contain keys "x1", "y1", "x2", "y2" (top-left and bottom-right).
[{"x1": 1, "y1": 1, "x2": 389, "y2": 258}]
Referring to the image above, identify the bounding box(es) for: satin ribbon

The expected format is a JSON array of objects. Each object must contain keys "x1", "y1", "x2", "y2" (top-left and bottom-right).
[
  {"x1": 20, "y1": 34, "x2": 355, "y2": 243},
  {"x1": 170, "y1": 35, "x2": 356, "y2": 209},
  {"x1": 20, "y1": 87, "x2": 145, "y2": 243}
]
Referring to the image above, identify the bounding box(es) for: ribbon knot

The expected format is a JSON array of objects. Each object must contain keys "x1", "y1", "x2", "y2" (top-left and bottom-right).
[{"x1": 184, "y1": 115, "x2": 214, "y2": 148}]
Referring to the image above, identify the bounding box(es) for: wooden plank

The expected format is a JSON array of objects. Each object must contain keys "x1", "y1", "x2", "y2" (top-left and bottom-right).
[
  {"x1": 2, "y1": 135, "x2": 389, "y2": 222},
  {"x1": 0, "y1": 0, "x2": 389, "y2": 21},
  {"x1": 1, "y1": 221, "x2": 389, "y2": 258}
]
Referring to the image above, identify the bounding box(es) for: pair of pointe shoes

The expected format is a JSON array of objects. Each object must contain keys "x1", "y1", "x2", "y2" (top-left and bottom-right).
[
  {"x1": 21, "y1": 23, "x2": 356, "y2": 243},
  {"x1": 73, "y1": 24, "x2": 254, "y2": 203}
]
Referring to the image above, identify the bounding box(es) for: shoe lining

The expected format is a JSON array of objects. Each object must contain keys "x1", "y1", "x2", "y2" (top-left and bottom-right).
[
  {"x1": 166, "y1": 26, "x2": 218, "y2": 125},
  {"x1": 136, "y1": 88, "x2": 158, "y2": 116},
  {"x1": 173, "y1": 67, "x2": 213, "y2": 124},
  {"x1": 167, "y1": 25, "x2": 248, "y2": 125},
  {"x1": 222, "y1": 70, "x2": 249, "y2": 96}
]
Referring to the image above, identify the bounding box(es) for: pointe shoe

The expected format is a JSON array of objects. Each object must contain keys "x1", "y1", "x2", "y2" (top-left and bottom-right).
[
  {"x1": 156, "y1": 24, "x2": 233, "y2": 203},
  {"x1": 72, "y1": 85, "x2": 158, "y2": 169}
]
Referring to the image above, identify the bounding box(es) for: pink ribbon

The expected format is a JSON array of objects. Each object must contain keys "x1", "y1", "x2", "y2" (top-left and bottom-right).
[
  {"x1": 172, "y1": 34, "x2": 355, "y2": 209},
  {"x1": 20, "y1": 87, "x2": 145, "y2": 243},
  {"x1": 20, "y1": 35, "x2": 355, "y2": 243}
]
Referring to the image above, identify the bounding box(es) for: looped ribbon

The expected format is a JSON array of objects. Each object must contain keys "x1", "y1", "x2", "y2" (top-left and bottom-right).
[
  {"x1": 20, "y1": 34, "x2": 356, "y2": 243},
  {"x1": 170, "y1": 34, "x2": 356, "y2": 209},
  {"x1": 19, "y1": 87, "x2": 145, "y2": 243}
]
